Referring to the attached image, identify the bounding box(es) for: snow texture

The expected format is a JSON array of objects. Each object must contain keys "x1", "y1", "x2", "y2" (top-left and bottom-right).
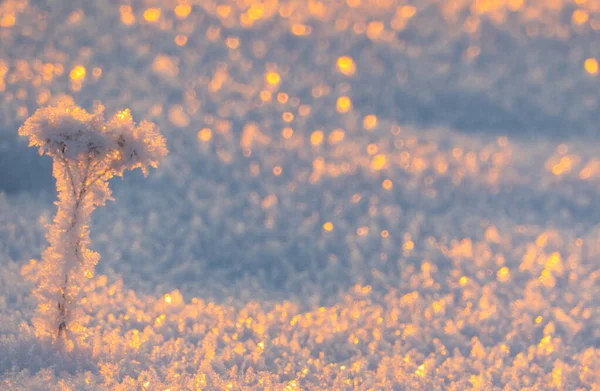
[{"x1": 1, "y1": 0, "x2": 600, "y2": 390}]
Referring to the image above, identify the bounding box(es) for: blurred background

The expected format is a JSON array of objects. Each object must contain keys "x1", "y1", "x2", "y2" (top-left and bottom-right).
[{"x1": 0, "y1": 0, "x2": 599, "y2": 302}]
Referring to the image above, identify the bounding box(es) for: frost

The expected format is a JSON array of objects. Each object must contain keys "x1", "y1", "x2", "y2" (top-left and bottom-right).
[
  {"x1": 2, "y1": 0, "x2": 600, "y2": 389},
  {"x1": 18, "y1": 99, "x2": 167, "y2": 341}
]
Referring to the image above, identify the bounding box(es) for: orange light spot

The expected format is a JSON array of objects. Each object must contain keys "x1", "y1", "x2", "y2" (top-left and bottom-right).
[
  {"x1": 261, "y1": 194, "x2": 278, "y2": 209},
  {"x1": 366, "y1": 21, "x2": 385, "y2": 39},
  {"x1": 400, "y1": 5, "x2": 417, "y2": 18},
  {"x1": 225, "y1": 37, "x2": 239, "y2": 49},
  {"x1": 507, "y1": 0, "x2": 524, "y2": 11},
  {"x1": 580, "y1": 167, "x2": 592, "y2": 179},
  {"x1": 313, "y1": 157, "x2": 324, "y2": 170},
  {"x1": 381, "y1": 230, "x2": 389, "y2": 238},
  {"x1": 337, "y1": 56, "x2": 356, "y2": 76},
  {"x1": 367, "y1": 144, "x2": 379, "y2": 155},
  {"x1": 216, "y1": 5, "x2": 231, "y2": 18},
  {"x1": 357, "y1": 226, "x2": 369, "y2": 236},
  {"x1": 572, "y1": 9, "x2": 589, "y2": 25},
  {"x1": 354, "y1": 22, "x2": 367, "y2": 34},
  {"x1": 403, "y1": 240, "x2": 414, "y2": 250},
  {"x1": 323, "y1": 222, "x2": 334, "y2": 231},
  {"x1": 168, "y1": 105, "x2": 189, "y2": 127},
  {"x1": 363, "y1": 114, "x2": 378, "y2": 130},
  {"x1": 382, "y1": 179, "x2": 393, "y2": 190},
  {"x1": 435, "y1": 159, "x2": 448, "y2": 174},
  {"x1": 328, "y1": 129, "x2": 345, "y2": 144},
  {"x1": 0, "y1": 13, "x2": 16, "y2": 27},
  {"x1": 337, "y1": 96, "x2": 352, "y2": 113},
  {"x1": 371, "y1": 154, "x2": 387, "y2": 171},
  {"x1": 277, "y1": 92, "x2": 289, "y2": 104},
  {"x1": 485, "y1": 226, "x2": 501, "y2": 243},
  {"x1": 298, "y1": 104, "x2": 311, "y2": 116},
  {"x1": 282, "y1": 112, "x2": 294, "y2": 122},
  {"x1": 266, "y1": 72, "x2": 281, "y2": 85},
  {"x1": 415, "y1": 364, "x2": 426, "y2": 377},
  {"x1": 260, "y1": 90, "x2": 272, "y2": 102},
  {"x1": 273, "y1": 166, "x2": 282, "y2": 176},
  {"x1": 175, "y1": 35, "x2": 188, "y2": 46},
  {"x1": 292, "y1": 24, "x2": 311, "y2": 36},
  {"x1": 120, "y1": 10, "x2": 135, "y2": 25},
  {"x1": 143, "y1": 8, "x2": 161, "y2": 23},
  {"x1": 497, "y1": 267, "x2": 511, "y2": 283},
  {"x1": 557, "y1": 144, "x2": 568, "y2": 155},
  {"x1": 248, "y1": 4, "x2": 264, "y2": 20},
  {"x1": 174, "y1": 4, "x2": 192, "y2": 19},
  {"x1": 311, "y1": 130, "x2": 324, "y2": 145},
  {"x1": 197, "y1": 128, "x2": 212, "y2": 142},
  {"x1": 282, "y1": 127, "x2": 294, "y2": 139},
  {"x1": 459, "y1": 276, "x2": 468, "y2": 286},
  {"x1": 69, "y1": 65, "x2": 86, "y2": 81},
  {"x1": 584, "y1": 58, "x2": 598, "y2": 75}
]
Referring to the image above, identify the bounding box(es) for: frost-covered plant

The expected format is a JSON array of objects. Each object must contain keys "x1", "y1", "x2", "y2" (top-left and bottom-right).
[{"x1": 19, "y1": 99, "x2": 167, "y2": 340}]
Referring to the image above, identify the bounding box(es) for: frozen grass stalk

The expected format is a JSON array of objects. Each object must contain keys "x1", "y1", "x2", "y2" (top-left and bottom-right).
[{"x1": 19, "y1": 99, "x2": 167, "y2": 341}]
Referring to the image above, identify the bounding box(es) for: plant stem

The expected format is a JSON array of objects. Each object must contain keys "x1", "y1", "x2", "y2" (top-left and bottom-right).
[
  {"x1": 57, "y1": 156, "x2": 91, "y2": 338},
  {"x1": 57, "y1": 197, "x2": 83, "y2": 338}
]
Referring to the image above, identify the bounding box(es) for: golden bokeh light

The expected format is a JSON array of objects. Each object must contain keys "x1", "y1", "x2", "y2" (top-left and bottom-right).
[
  {"x1": 572, "y1": 9, "x2": 589, "y2": 25},
  {"x1": 367, "y1": 144, "x2": 379, "y2": 155},
  {"x1": 143, "y1": 8, "x2": 161, "y2": 23},
  {"x1": 174, "y1": 4, "x2": 192, "y2": 19},
  {"x1": 337, "y1": 56, "x2": 356, "y2": 76},
  {"x1": 1, "y1": 12, "x2": 16, "y2": 27},
  {"x1": 310, "y1": 130, "x2": 324, "y2": 145},
  {"x1": 336, "y1": 96, "x2": 352, "y2": 113},
  {"x1": 120, "y1": 8, "x2": 135, "y2": 25},
  {"x1": 282, "y1": 127, "x2": 294, "y2": 139},
  {"x1": 363, "y1": 114, "x2": 378, "y2": 130},
  {"x1": 260, "y1": 90, "x2": 272, "y2": 102},
  {"x1": 225, "y1": 37, "x2": 239, "y2": 49},
  {"x1": 277, "y1": 92, "x2": 289, "y2": 104},
  {"x1": 174, "y1": 35, "x2": 188, "y2": 46},
  {"x1": 69, "y1": 65, "x2": 86, "y2": 81},
  {"x1": 328, "y1": 129, "x2": 345, "y2": 144},
  {"x1": 291, "y1": 24, "x2": 311, "y2": 36},
  {"x1": 496, "y1": 267, "x2": 510, "y2": 282},
  {"x1": 584, "y1": 58, "x2": 598, "y2": 75},
  {"x1": 197, "y1": 128, "x2": 212, "y2": 142},
  {"x1": 370, "y1": 154, "x2": 387, "y2": 170},
  {"x1": 266, "y1": 72, "x2": 281, "y2": 85},
  {"x1": 282, "y1": 112, "x2": 294, "y2": 122}
]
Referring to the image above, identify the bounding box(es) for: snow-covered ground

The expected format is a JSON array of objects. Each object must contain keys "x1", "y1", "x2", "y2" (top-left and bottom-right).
[{"x1": 1, "y1": 0, "x2": 600, "y2": 389}]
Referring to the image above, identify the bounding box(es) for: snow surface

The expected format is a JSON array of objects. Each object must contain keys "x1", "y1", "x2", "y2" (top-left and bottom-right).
[{"x1": 1, "y1": 0, "x2": 600, "y2": 389}]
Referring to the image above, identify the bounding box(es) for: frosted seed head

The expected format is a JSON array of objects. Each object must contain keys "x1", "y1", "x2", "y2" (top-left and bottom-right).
[
  {"x1": 18, "y1": 99, "x2": 110, "y2": 160},
  {"x1": 106, "y1": 113, "x2": 168, "y2": 176}
]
